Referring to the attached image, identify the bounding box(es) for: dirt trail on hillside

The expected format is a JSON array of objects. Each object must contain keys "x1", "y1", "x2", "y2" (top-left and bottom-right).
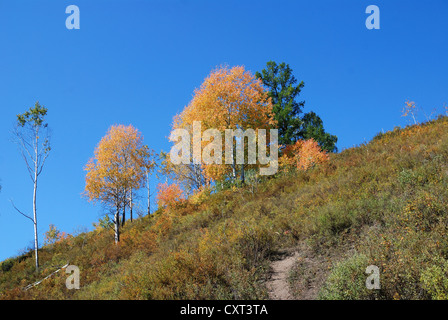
[
  {"x1": 267, "y1": 244, "x2": 333, "y2": 300},
  {"x1": 267, "y1": 251, "x2": 300, "y2": 300}
]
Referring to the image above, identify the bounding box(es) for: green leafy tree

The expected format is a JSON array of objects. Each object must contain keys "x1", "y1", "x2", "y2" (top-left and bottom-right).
[
  {"x1": 44, "y1": 224, "x2": 61, "y2": 245},
  {"x1": 256, "y1": 61, "x2": 338, "y2": 152},
  {"x1": 93, "y1": 215, "x2": 114, "y2": 231}
]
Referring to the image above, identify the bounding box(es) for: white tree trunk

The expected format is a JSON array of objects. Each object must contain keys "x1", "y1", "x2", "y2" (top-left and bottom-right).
[
  {"x1": 147, "y1": 170, "x2": 151, "y2": 215},
  {"x1": 114, "y1": 205, "x2": 120, "y2": 244},
  {"x1": 33, "y1": 177, "x2": 38, "y2": 272},
  {"x1": 33, "y1": 135, "x2": 39, "y2": 272}
]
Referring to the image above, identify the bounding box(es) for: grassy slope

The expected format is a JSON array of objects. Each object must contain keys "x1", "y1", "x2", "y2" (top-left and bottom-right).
[{"x1": 2, "y1": 116, "x2": 448, "y2": 300}]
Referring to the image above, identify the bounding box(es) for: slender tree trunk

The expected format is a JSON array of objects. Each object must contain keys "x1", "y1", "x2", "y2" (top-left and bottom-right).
[
  {"x1": 130, "y1": 191, "x2": 133, "y2": 222},
  {"x1": 147, "y1": 170, "x2": 151, "y2": 215},
  {"x1": 33, "y1": 171, "x2": 38, "y2": 272},
  {"x1": 232, "y1": 144, "x2": 237, "y2": 181},
  {"x1": 122, "y1": 188, "x2": 127, "y2": 226},
  {"x1": 122, "y1": 201, "x2": 126, "y2": 227},
  {"x1": 241, "y1": 164, "x2": 245, "y2": 184},
  {"x1": 114, "y1": 204, "x2": 120, "y2": 244},
  {"x1": 33, "y1": 134, "x2": 39, "y2": 272}
]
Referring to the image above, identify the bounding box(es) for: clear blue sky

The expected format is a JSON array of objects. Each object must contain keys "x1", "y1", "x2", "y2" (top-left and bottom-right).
[{"x1": 0, "y1": 0, "x2": 447, "y2": 262}]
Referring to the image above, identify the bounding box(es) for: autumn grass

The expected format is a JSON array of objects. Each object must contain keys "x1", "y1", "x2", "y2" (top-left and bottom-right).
[{"x1": 2, "y1": 116, "x2": 448, "y2": 299}]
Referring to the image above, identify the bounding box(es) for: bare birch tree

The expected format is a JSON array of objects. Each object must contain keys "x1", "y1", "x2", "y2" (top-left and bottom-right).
[{"x1": 11, "y1": 101, "x2": 51, "y2": 273}]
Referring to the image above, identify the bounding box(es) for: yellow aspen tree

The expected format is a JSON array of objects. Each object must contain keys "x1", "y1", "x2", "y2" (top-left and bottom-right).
[
  {"x1": 171, "y1": 65, "x2": 276, "y2": 184},
  {"x1": 84, "y1": 125, "x2": 150, "y2": 244}
]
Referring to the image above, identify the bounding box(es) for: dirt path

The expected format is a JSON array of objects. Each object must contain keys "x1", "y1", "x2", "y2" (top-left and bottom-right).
[
  {"x1": 267, "y1": 242, "x2": 354, "y2": 300},
  {"x1": 267, "y1": 251, "x2": 300, "y2": 300}
]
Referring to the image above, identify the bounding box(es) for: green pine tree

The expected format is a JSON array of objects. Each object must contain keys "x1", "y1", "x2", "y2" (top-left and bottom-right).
[
  {"x1": 255, "y1": 61, "x2": 304, "y2": 146},
  {"x1": 256, "y1": 61, "x2": 337, "y2": 152}
]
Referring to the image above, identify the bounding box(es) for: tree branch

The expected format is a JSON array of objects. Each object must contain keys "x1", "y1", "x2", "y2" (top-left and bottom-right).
[{"x1": 10, "y1": 199, "x2": 34, "y2": 223}]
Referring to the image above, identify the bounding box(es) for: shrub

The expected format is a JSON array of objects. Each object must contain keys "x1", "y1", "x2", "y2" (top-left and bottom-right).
[
  {"x1": 1, "y1": 259, "x2": 14, "y2": 273},
  {"x1": 279, "y1": 138, "x2": 329, "y2": 172},
  {"x1": 421, "y1": 257, "x2": 448, "y2": 300},
  {"x1": 156, "y1": 182, "x2": 185, "y2": 209},
  {"x1": 318, "y1": 253, "x2": 374, "y2": 300},
  {"x1": 44, "y1": 224, "x2": 61, "y2": 245}
]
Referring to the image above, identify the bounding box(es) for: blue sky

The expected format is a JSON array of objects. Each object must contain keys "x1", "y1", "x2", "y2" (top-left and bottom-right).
[{"x1": 0, "y1": 0, "x2": 447, "y2": 262}]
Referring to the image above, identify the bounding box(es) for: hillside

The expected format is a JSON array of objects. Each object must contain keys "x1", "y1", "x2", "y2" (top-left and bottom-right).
[{"x1": 2, "y1": 116, "x2": 448, "y2": 300}]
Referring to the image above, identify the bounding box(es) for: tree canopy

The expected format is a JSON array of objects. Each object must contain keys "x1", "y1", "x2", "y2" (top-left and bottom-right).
[{"x1": 171, "y1": 65, "x2": 276, "y2": 184}]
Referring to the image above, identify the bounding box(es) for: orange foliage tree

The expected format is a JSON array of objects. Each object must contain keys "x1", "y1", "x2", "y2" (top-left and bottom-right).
[
  {"x1": 171, "y1": 65, "x2": 276, "y2": 184},
  {"x1": 279, "y1": 138, "x2": 329, "y2": 171},
  {"x1": 84, "y1": 124, "x2": 151, "y2": 244},
  {"x1": 156, "y1": 182, "x2": 185, "y2": 209}
]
